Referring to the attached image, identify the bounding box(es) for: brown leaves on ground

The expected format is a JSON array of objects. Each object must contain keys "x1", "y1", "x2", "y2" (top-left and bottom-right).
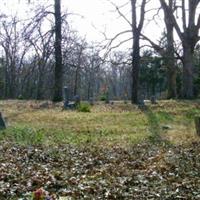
[{"x1": 1, "y1": 142, "x2": 200, "y2": 199}]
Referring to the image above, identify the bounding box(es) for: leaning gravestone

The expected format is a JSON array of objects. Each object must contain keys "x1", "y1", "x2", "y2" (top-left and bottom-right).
[
  {"x1": 195, "y1": 116, "x2": 200, "y2": 136},
  {"x1": 0, "y1": 112, "x2": 6, "y2": 129}
]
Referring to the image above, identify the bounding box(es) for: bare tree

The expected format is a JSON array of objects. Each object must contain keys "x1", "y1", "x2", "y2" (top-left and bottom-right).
[
  {"x1": 28, "y1": 23, "x2": 54, "y2": 99},
  {"x1": 0, "y1": 16, "x2": 30, "y2": 98},
  {"x1": 105, "y1": 0, "x2": 147, "y2": 103},
  {"x1": 163, "y1": 0, "x2": 177, "y2": 98},
  {"x1": 53, "y1": 0, "x2": 63, "y2": 102},
  {"x1": 142, "y1": 0, "x2": 177, "y2": 99},
  {"x1": 131, "y1": 0, "x2": 147, "y2": 103},
  {"x1": 160, "y1": 0, "x2": 200, "y2": 98},
  {"x1": 84, "y1": 46, "x2": 102, "y2": 100}
]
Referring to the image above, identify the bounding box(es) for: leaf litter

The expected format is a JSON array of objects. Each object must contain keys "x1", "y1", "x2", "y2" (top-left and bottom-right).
[{"x1": 1, "y1": 142, "x2": 200, "y2": 199}]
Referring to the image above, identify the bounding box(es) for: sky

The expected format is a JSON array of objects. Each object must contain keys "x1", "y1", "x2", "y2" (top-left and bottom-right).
[
  {"x1": 1, "y1": 0, "x2": 164, "y2": 50},
  {"x1": 65, "y1": 0, "x2": 132, "y2": 41},
  {"x1": 64, "y1": 0, "x2": 164, "y2": 47}
]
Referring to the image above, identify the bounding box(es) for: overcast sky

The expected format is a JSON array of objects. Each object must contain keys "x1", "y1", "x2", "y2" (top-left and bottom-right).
[
  {"x1": 1, "y1": 0, "x2": 164, "y2": 50},
  {"x1": 65, "y1": 0, "x2": 163, "y2": 45}
]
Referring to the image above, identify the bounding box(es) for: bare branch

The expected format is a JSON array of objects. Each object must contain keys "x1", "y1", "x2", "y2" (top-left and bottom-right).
[
  {"x1": 160, "y1": 0, "x2": 184, "y2": 42},
  {"x1": 138, "y1": 0, "x2": 146, "y2": 31},
  {"x1": 106, "y1": 30, "x2": 132, "y2": 48},
  {"x1": 182, "y1": 0, "x2": 187, "y2": 31},
  {"x1": 104, "y1": 37, "x2": 133, "y2": 58},
  {"x1": 107, "y1": 0, "x2": 132, "y2": 27},
  {"x1": 141, "y1": 34, "x2": 165, "y2": 56}
]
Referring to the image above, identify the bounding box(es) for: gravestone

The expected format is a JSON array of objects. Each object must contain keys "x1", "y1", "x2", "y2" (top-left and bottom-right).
[
  {"x1": 138, "y1": 97, "x2": 147, "y2": 110},
  {"x1": 138, "y1": 98, "x2": 145, "y2": 106},
  {"x1": 151, "y1": 96, "x2": 157, "y2": 104},
  {"x1": 195, "y1": 116, "x2": 200, "y2": 136},
  {"x1": 74, "y1": 95, "x2": 80, "y2": 106},
  {"x1": 63, "y1": 86, "x2": 69, "y2": 108},
  {"x1": 0, "y1": 112, "x2": 6, "y2": 129},
  {"x1": 66, "y1": 102, "x2": 76, "y2": 109}
]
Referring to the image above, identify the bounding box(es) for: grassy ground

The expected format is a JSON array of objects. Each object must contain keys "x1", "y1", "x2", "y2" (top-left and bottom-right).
[
  {"x1": 0, "y1": 100, "x2": 200, "y2": 199},
  {"x1": 0, "y1": 99, "x2": 200, "y2": 147}
]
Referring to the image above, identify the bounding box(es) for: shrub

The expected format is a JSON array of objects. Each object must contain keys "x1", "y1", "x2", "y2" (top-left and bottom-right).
[
  {"x1": 17, "y1": 94, "x2": 24, "y2": 100},
  {"x1": 100, "y1": 95, "x2": 106, "y2": 101},
  {"x1": 77, "y1": 102, "x2": 91, "y2": 112}
]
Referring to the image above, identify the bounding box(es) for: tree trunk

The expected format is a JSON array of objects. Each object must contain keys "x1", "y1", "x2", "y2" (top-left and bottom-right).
[
  {"x1": 130, "y1": 0, "x2": 146, "y2": 104},
  {"x1": 36, "y1": 72, "x2": 43, "y2": 100},
  {"x1": 159, "y1": 0, "x2": 198, "y2": 99},
  {"x1": 9, "y1": 63, "x2": 16, "y2": 98},
  {"x1": 164, "y1": 0, "x2": 177, "y2": 99},
  {"x1": 167, "y1": 66, "x2": 177, "y2": 98},
  {"x1": 53, "y1": 0, "x2": 63, "y2": 102},
  {"x1": 131, "y1": 34, "x2": 140, "y2": 104},
  {"x1": 4, "y1": 63, "x2": 9, "y2": 99},
  {"x1": 182, "y1": 44, "x2": 194, "y2": 98},
  {"x1": 74, "y1": 66, "x2": 80, "y2": 96}
]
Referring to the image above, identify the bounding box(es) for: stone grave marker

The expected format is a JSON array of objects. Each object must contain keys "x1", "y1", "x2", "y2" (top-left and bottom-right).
[
  {"x1": 150, "y1": 96, "x2": 157, "y2": 104},
  {"x1": 74, "y1": 95, "x2": 80, "y2": 106},
  {"x1": 195, "y1": 116, "x2": 200, "y2": 136},
  {"x1": 0, "y1": 112, "x2": 6, "y2": 129},
  {"x1": 63, "y1": 86, "x2": 69, "y2": 109}
]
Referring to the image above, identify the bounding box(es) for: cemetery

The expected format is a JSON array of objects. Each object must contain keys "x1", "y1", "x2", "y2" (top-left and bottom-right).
[{"x1": 0, "y1": 0, "x2": 200, "y2": 199}]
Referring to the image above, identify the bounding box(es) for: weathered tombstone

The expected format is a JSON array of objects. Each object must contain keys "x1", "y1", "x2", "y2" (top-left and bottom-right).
[
  {"x1": 138, "y1": 98, "x2": 145, "y2": 106},
  {"x1": 63, "y1": 86, "x2": 69, "y2": 108},
  {"x1": 0, "y1": 112, "x2": 6, "y2": 129},
  {"x1": 138, "y1": 97, "x2": 147, "y2": 110},
  {"x1": 151, "y1": 96, "x2": 157, "y2": 104},
  {"x1": 67, "y1": 102, "x2": 76, "y2": 109},
  {"x1": 195, "y1": 116, "x2": 200, "y2": 136},
  {"x1": 74, "y1": 95, "x2": 80, "y2": 106}
]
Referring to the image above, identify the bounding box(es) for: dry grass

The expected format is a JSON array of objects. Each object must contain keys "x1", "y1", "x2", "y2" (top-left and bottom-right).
[{"x1": 0, "y1": 99, "x2": 199, "y2": 147}]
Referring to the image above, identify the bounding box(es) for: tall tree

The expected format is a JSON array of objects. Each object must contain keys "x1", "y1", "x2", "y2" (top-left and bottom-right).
[
  {"x1": 53, "y1": 0, "x2": 63, "y2": 102},
  {"x1": 106, "y1": 0, "x2": 147, "y2": 104},
  {"x1": 131, "y1": 0, "x2": 146, "y2": 103},
  {"x1": 142, "y1": 0, "x2": 177, "y2": 99},
  {"x1": 163, "y1": 0, "x2": 177, "y2": 98},
  {"x1": 160, "y1": 0, "x2": 200, "y2": 98}
]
